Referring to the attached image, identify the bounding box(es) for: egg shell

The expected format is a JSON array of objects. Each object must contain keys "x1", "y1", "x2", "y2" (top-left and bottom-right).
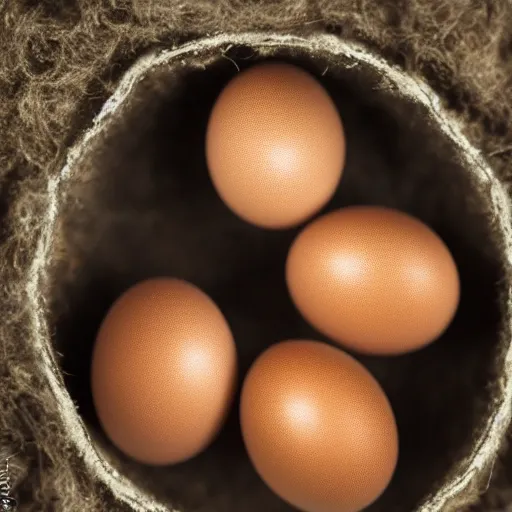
[
  {"x1": 240, "y1": 340, "x2": 399, "y2": 512},
  {"x1": 91, "y1": 278, "x2": 237, "y2": 465},
  {"x1": 286, "y1": 206, "x2": 461, "y2": 355},
  {"x1": 206, "y1": 62, "x2": 345, "y2": 229}
]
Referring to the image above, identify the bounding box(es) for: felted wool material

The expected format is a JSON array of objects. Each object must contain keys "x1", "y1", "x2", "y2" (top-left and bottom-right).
[{"x1": 1, "y1": 1, "x2": 512, "y2": 512}]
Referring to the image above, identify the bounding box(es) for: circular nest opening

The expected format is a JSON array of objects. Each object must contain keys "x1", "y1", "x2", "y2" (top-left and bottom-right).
[{"x1": 45, "y1": 35, "x2": 509, "y2": 512}]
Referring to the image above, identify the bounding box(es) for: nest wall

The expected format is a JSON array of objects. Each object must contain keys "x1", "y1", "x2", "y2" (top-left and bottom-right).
[{"x1": 1, "y1": 1, "x2": 512, "y2": 511}]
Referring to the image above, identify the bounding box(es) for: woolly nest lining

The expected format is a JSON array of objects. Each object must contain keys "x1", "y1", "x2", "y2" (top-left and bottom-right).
[{"x1": 26, "y1": 33, "x2": 512, "y2": 512}]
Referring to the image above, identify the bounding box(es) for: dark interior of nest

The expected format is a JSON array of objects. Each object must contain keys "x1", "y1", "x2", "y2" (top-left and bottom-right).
[{"x1": 48, "y1": 45, "x2": 506, "y2": 512}]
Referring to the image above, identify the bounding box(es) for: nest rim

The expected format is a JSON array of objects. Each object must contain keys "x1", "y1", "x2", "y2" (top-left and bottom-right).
[{"x1": 24, "y1": 31, "x2": 512, "y2": 512}]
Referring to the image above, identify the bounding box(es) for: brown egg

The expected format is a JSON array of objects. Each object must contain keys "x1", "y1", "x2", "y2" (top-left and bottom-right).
[
  {"x1": 240, "y1": 340, "x2": 398, "y2": 512},
  {"x1": 286, "y1": 206, "x2": 460, "y2": 355},
  {"x1": 205, "y1": 62, "x2": 345, "y2": 229},
  {"x1": 91, "y1": 278, "x2": 237, "y2": 465}
]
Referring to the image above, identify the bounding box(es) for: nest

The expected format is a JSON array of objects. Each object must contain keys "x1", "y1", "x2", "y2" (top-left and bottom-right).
[{"x1": 2, "y1": 2, "x2": 512, "y2": 512}]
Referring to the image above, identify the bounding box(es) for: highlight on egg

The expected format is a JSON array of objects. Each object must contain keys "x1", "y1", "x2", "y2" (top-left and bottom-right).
[
  {"x1": 205, "y1": 61, "x2": 346, "y2": 229},
  {"x1": 91, "y1": 277, "x2": 237, "y2": 466},
  {"x1": 286, "y1": 206, "x2": 460, "y2": 355},
  {"x1": 240, "y1": 340, "x2": 399, "y2": 512}
]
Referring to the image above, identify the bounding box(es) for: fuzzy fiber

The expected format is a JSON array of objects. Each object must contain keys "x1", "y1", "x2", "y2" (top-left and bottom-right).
[{"x1": 1, "y1": 1, "x2": 512, "y2": 512}]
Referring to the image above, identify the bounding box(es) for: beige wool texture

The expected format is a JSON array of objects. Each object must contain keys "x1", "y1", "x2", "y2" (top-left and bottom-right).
[{"x1": 2, "y1": 1, "x2": 512, "y2": 512}]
